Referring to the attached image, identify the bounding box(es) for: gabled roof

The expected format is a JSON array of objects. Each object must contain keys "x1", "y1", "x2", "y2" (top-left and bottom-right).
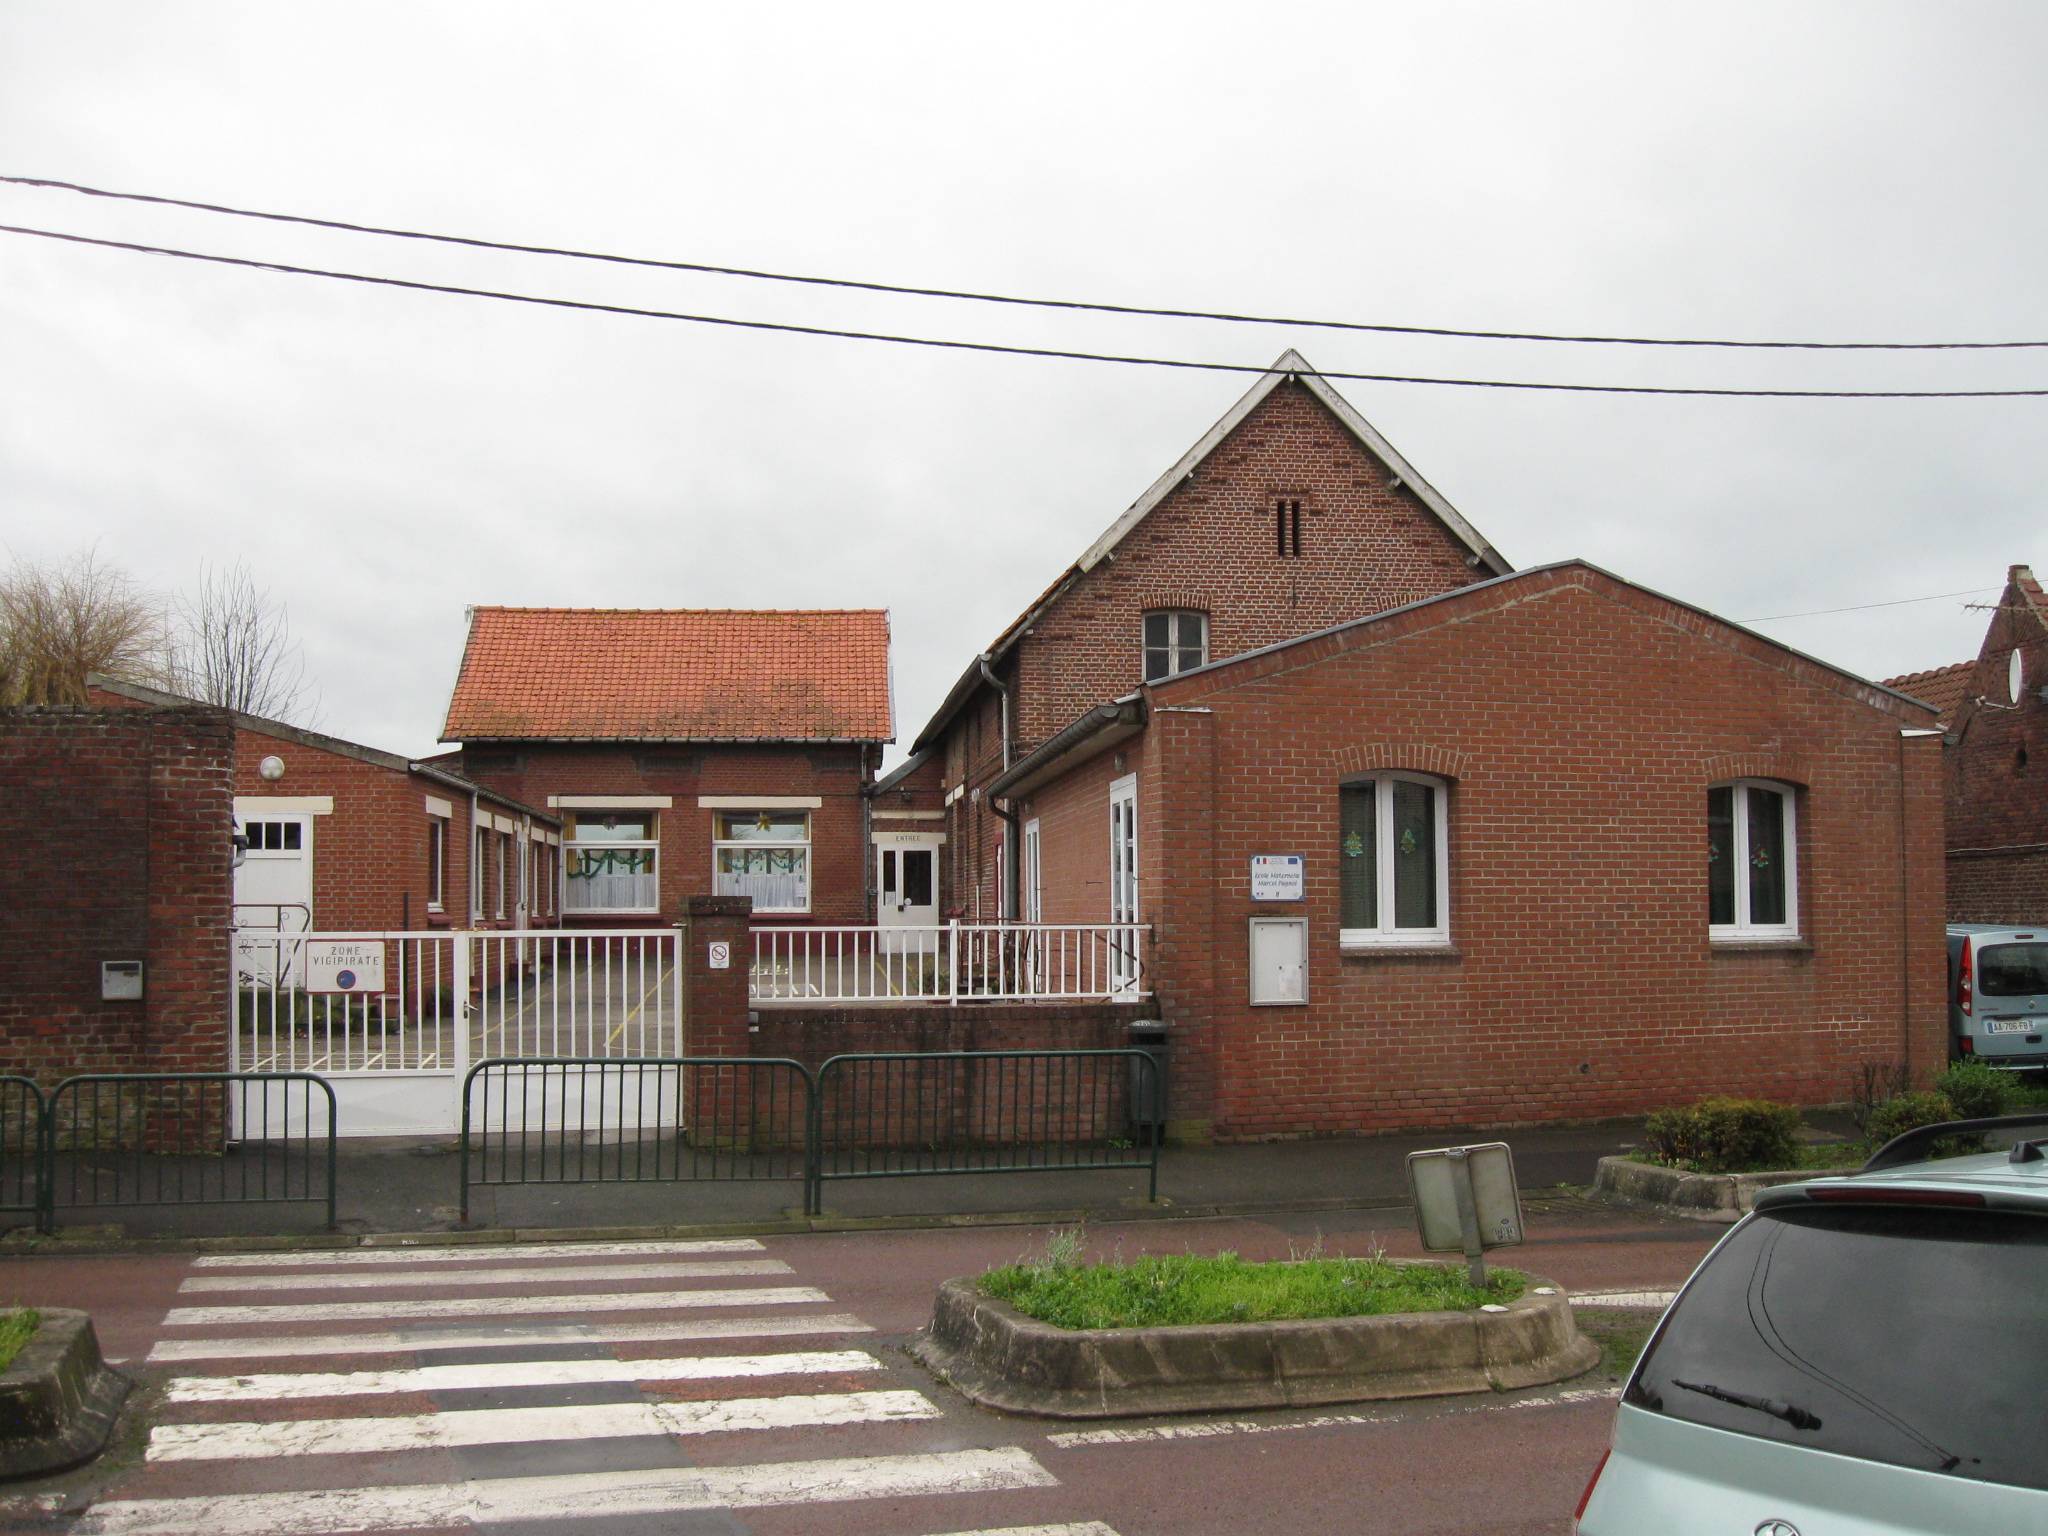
[
  {"x1": 1880, "y1": 661, "x2": 1975, "y2": 726},
  {"x1": 910, "y1": 351, "x2": 1509, "y2": 755},
  {"x1": 1143, "y1": 560, "x2": 1942, "y2": 716},
  {"x1": 442, "y1": 608, "x2": 893, "y2": 744},
  {"x1": 84, "y1": 673, "x2": 554, "y2": 819}
]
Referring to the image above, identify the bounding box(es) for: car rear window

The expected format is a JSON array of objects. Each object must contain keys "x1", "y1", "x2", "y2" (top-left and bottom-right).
[
  {"x1": 1979, "y1": 942, "x2": 2048, "y2": 997},
  {"x1": 1627, "y1": 1205, "x2": 2048, "y2": 1490}
]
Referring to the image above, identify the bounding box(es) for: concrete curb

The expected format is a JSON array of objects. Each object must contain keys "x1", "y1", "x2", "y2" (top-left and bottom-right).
[
  {"x1": 1588, "y1": 1154, "x2": 1817, "y2": 1223},
  {"x1": 904, "y1": 1273, "x2": 1600, "y2": 1419},
  {"x1": 0, "y1": 1195, "x2": 1419, "y2": 1259},
  {"x1": 0, "y1": 1311, "x2": 128, "y2": 1481}
]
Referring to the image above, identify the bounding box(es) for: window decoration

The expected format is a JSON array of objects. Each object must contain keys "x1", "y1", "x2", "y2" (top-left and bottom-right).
[
  {"x1": 1339, "y1": 773, "x2": 1449, "y2": 946},
  {"x1": 564, "y1": 810, "x2": 660, "y2": 913},
  {"x1": 1142, "y1": 610, "x2": 1208, "y2": 682},
  {"x1": 714, "y1": 810, "x2": 811, "y2": 913},
  {"x1": 1708, "y1": 780, "x2": 1797, "y2": 937}
]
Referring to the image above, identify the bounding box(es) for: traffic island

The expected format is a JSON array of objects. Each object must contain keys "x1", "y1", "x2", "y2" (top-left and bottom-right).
[
  {"x1": 907, "y1": 1274, "x2": 1599, "y2": 1418},
  {"x1": 0, "y1": 1311, "x2": 129, "y2": 1480},
  {"x1": 1590, "y1": 1154, "x2": 1815, "y2": 1223}
]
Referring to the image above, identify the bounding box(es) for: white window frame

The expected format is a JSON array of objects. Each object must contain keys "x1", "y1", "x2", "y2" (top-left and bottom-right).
[
  {"x1": 1142, "y1": 610, "x2": 1209, "y2": 682},
  {"x1": 713, "y1": 809, "x2": 812, "y2": 915},
  {"x1": 1709, "y1": 779, "x2": 1800, "y2": 940},
  {"x1": 1022, "y1": 817, "x2": 1042, "y2": 923},
  {"x1": 426, "y1": 817, "x2": 447, "y2": 912},
  {"x1": 1338, "y1": 771, "x2": 1451, "y2": 950},
  {"x1": 564, "y1": 810, "x2": 662, "y2": 915}
]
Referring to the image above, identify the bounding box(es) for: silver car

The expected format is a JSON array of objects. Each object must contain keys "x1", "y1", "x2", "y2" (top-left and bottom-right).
[{"x1": 1577, "y1": 1113, "x2": 2048, "y2": 1535}]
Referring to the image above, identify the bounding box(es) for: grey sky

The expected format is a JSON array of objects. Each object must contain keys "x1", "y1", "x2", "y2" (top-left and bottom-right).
[{"x1": 2, "y1": 2, "x2": 2042, "y2": 762}]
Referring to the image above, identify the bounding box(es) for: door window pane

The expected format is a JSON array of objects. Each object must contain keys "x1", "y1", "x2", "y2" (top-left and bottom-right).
[
  {"x1": 1392, "y1": 779, "x2": 1437, "y2": 929},
  {"x1": 1707, "y1": 786, "x2": 1735, "y2": 926},
  {"x1": 902, "y1": 849, "x2": 933, "y2": 907},
  {"x1": 1339, "y1": 784, "x2": 1377, "y2": 929}
]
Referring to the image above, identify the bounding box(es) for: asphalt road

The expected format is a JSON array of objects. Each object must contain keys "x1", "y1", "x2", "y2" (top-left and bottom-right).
[{"x1": 0, "y1": 1199, "x2": 1716, "y2": 1536}]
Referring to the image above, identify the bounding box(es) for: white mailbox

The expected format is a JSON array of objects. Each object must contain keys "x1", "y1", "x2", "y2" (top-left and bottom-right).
[
  {"x1": 1248, "y1": 917, "x2": 1307, "y2": 1005},
  {"x1": 100, "y1": 960, "x2": 144, "y2": 1001}
]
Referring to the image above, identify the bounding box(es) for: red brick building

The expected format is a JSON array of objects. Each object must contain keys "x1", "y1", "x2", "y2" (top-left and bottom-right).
[
  {"x1": 988, "y1": 561, "x2": 1949, "y2": 1142},
  {"x1": 904, "y1": 351, "x2": 1511, "y2": 920},
  {"x1": 89, "y1": 675, "x2": 557, "y2": 935},
  {"x1": 1886, "y1": 563, "x2": 2048, "y2": 923},
  {"x1": 0, "y1": 705, "x2": 232, "y2": 1084},
  {"x1": 442, "y1": 608, "x2": 892, "y2": 927}
]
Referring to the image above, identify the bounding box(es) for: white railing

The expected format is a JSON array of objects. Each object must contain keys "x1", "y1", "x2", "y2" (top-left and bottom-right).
[
  {"x1": 750, "y1": 922, "x2": 1150, "y2": 1004},
  {"x1": 231, "y1": 928, "x2": 684, "y2": 1074}
]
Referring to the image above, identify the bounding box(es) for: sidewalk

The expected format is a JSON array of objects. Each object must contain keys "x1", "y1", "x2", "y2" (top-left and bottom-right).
[{"x1": 8, "y1": 1115, "x2": 1749, "y2": 1245}]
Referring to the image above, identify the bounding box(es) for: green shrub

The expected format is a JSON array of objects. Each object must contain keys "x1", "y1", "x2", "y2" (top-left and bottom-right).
[
  {"x1": 1866, "y1": 1091, "x2": 1959, "y2": 1148},
  {"x1": 1642, "y1": 1096, "x2": 1803, "y2": 1173},
  {"x1": 1935, "y1": 1061, "x2": 2014, "y2": 1121}
]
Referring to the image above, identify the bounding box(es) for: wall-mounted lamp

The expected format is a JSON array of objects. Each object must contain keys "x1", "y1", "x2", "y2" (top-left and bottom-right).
[{"x1": 258, "y1": 755, "x2": 286, "y2": 781}]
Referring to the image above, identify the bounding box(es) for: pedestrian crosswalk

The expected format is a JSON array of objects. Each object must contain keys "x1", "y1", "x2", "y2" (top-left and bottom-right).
[{"x1": 61, "y1": 1235, "x2": 1120, "y2": 1536}]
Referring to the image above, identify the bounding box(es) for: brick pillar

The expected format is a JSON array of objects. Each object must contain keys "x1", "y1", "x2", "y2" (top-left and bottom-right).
[
  {"x1": 682, "y1": 895, "x2": 753, "y2": 1057},
  {"x1": 146, "y1": 709, "x2": 235, "y2": 1075},
  {"x1": 1899, "y1": 731, "x2": 1950, "y2": 1086},
  {"x1": 1151, "y1": 706, "x2": 1218, "y2": 1143}
]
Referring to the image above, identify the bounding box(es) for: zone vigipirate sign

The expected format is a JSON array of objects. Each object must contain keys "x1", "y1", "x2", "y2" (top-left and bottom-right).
[{"x1": 305, "y1": 940, "x2": 387, "y2": 994}]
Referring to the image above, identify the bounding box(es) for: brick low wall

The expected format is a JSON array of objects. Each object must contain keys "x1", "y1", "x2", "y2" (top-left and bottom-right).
[{"x1": 748, "y1": 1001, "x2": 1162, "y2": 1068}]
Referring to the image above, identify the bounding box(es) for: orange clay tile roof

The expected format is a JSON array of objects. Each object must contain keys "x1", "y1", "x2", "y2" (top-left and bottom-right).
[
  {"x1": 443, "y1": 608, "x2": 892, "y2": 742},
  {"x1": 1882, "y1": 660, "x2": 1974, "y2": 726}
]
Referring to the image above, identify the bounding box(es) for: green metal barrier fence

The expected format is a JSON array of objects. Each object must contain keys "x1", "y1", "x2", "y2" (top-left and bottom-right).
[
  {"x1": 811, "y1": 1050, "x2": 1164, "y2": 1209},
  {"x1": 39, "y1": 1073, "x2": 337, "y2": 1234},
  {"x1": 459, "y1": 1056, "x2": 815, "y2": 1222},
  {"x1": 0, "y1": 1077, "x2": 47, "y2": 1224}
]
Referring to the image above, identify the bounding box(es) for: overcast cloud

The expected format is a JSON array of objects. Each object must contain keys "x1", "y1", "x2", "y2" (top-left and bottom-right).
[{"x1": 1, "y1": 2, "x2": 2042, "y2": 761}]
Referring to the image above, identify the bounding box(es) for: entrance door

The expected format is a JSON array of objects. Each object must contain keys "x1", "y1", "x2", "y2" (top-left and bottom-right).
[
  {"x1": 234, "y1": 812, "x2": 313, "y2": 985},
  {"x1": 876, "y1": 835, "x2": 941, "y2": 985}
]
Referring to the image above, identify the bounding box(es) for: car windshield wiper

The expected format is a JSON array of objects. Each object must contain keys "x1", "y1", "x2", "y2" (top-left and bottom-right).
[{"x1": 1673, "y1": 1379, "x2": 1823, "y2": 1431}]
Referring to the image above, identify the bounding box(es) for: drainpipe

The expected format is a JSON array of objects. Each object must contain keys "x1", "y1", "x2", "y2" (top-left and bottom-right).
[
  {"x1": 978, "y1": 654, "x2": 1021, "y2": 921},
  {"x1": 468, "y1": 788, "x2": 481, "y2": 928}
]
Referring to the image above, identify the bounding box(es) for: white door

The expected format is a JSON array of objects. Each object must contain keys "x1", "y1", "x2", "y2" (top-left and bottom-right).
[
  {"x1": 234, "y1": 813, "x2": 313, "y2": 985},
  {"x1": 1109, "y1": 775, "x2": 1139, "y2": 993},
  {"x1": 876, "y1": 836, "x2": 941, "y2": 963}
]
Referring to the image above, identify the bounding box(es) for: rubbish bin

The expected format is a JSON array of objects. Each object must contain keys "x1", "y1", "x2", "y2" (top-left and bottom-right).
[{"x1": 1127, "y1": 1025, "x2": 1168, "y2": 1144}]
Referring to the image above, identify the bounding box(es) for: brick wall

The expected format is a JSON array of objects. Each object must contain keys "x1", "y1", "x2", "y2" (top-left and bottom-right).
[
  {"x1": 1019, "y1": 565, "x2": 1949, "y2": 1142},
  {"x1": 939, "y1": 377, "x2": 1493, "y2": 921},
  {"x1": 0, "y1": 707, "x2": 234, "y2": 1083},
  {"x1": 463, "y1": 743, "x2": 875, "y2": 925},
  {"x1": 1942, "y1": 566, "x2": 2048, "y2": 923}
]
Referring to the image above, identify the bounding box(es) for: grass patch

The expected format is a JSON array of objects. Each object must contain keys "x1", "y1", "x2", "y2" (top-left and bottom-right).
[
  {"x1": 0, "y1": 1309, "x2": 39, "y2": 1372},
  {"x1": 1625, "y1": 1140, "x2": 1865, "y2": 1174},
  {"x1": 982, "y1": 1236, "x2": 1524, "y2": 1331}
]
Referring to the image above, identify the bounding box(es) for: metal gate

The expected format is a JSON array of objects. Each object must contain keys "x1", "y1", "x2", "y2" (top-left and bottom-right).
[{"x1": 232, "y1": 928, "x2": 686, "y2": 1136}]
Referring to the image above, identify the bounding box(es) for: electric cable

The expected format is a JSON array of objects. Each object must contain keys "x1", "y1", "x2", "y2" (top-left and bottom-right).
[
  {"x1": 4, "y1": 172, "x2": 2044, "y2": 354},
  {"x1": 5, "y1": 220, "x2": 2047, "y2": 399}
]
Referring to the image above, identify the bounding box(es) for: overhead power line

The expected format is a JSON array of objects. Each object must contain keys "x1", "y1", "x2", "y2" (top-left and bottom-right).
[
  {"x1": 5, "y1": 220, "x2": 2048, "y2": 399},
  {"x1": 4, "y1": 172, "x2": 2045, "y2": 355},
  {"x1": 1743, "y1": 586, "x2": 2000, "y2": 622}
]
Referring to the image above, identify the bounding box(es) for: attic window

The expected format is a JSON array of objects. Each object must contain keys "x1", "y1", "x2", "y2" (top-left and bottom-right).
[
  {"x1": 1276, "y1": 499, "x2": 1303, "y2": 558},
  {"x1": 1143, "y1": 610, "x2": 1208, "y2": 682}
]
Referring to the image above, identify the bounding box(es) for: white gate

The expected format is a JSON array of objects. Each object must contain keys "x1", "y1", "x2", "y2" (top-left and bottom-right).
[{"x1": 231, "y1": 928, "x2": 685, "y2": 1137}]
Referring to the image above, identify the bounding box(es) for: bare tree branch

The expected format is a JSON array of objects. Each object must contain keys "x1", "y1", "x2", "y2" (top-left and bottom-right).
[
  {"x1": 169, "y1": 563, "x2": 320, "y2": 725},
  {"x1": 0, "y1": 550, "x2": 169, "y2": 704}
]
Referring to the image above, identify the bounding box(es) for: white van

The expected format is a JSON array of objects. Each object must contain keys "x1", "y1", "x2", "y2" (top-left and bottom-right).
[{"x1": 1947, "y1": 924, "x2": 2048, "y2": 1065}]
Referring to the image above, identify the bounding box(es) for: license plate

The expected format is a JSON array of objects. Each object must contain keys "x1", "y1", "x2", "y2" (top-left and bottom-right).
[{"x1": 1983, "y1": 1018, "x2": 2039, "y2": 1035}]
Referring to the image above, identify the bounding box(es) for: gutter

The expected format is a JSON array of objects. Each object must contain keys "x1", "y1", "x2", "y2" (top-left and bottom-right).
[{"x1": 986, "y1": 694, "x2": 1147, "y2": 802}]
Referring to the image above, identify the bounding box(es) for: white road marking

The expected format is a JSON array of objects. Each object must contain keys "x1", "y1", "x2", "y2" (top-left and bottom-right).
[
  {"x1": 167, "y1": 1349, "x2": 881, "y2": 1401},
  {"x1": 927, "y1": 1528, "x2": 1121, "y2": 1536},
  {"x1": 145, "y1": 1312, "x2": 872, "y2": 1362},
  {"x1": 1044, "y1": 1385, "x2": 1622, "y2": 1447},
  {"x1": 147, "y1": 1389, "x2": 941, "y2": 1460},
  {"x1": 163, "y1": 1286, "x2": 828, "y2": 1327},
  {"x1": 191, "y1": 1239, "x2": 765, "y2": 1267},
  {"x1": 179, "y1": 1259, "x2": 791, "y2": 1293},
  {"x1": 1567, "y1": 1290, "x2": 1677, "y2": 1308},
  {"x1": 83, "y1": 1448, "x2": 1055, "y2": 1533}
]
